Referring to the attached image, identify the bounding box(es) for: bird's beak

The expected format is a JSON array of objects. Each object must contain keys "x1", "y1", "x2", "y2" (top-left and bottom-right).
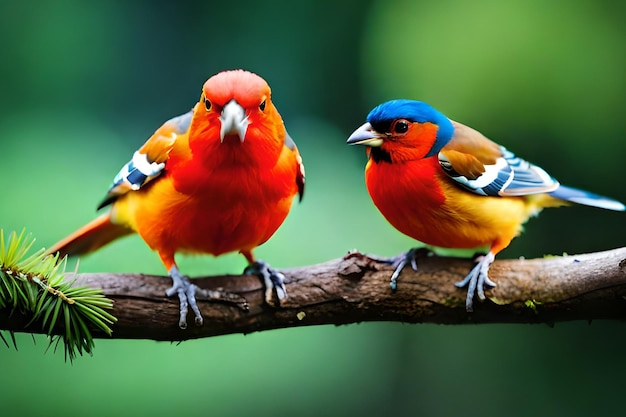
[
  {"x1": 346, "y1": 122, "x2": 384, "y2": 147},
  {"x1": 220, "y1": 100, "x2": 249, "y2": 143}
]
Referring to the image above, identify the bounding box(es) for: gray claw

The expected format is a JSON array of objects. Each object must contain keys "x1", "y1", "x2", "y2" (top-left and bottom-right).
[
  {"x1": 454, "y1": 252, "x2": 496, "y2": 312},
  {"x1": 245, "y1": 260, "x2": 287, "y2": 306},
  {"x1": 389, "y1": 248, "x2": 431, "y2": 291},
  {"x1": 167, "y1": 267, "x2": 203, "y2": 329}
]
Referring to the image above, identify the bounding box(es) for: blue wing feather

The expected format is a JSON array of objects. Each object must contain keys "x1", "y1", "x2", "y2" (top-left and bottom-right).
[
  {"x1": 549, "y1": 185, "x2": 625, "y2": 211},
  {"x1": 480, "y1": 166, "x2": 513, "y2": 196},
  {"x1": 496, "y1": 148, "x2": 559, "y2": 195},
  {"x1": 440, "y1": 146, "x2": 559, "y2": 197},
  {"x1": 441, "y1": 146, "x2": 625, "y2": 210},
  {"x1": 97, "y1": 111, "x2": 191, "y2": 210},
  {"x1": 97, "y1": 151, "x2": 167, "y2": 210}
]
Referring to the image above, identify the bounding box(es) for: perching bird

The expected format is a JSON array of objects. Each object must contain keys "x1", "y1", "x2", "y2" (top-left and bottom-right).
[
  {"x1": 47, "y1": 70, "x2": 305, "y2": 328},
  {"x1": 347, "y1": 99, "x2": 624, "y2": 311}
]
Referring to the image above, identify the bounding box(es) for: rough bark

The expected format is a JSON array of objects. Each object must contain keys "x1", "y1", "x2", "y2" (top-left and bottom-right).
[{"x1": 1, "y1": 248, "x2": 625, "y2": 341}]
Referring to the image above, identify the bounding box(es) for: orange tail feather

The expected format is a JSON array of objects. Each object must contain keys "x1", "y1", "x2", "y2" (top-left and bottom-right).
[{"x1": 46, "y1": 213, "x2": 133, "y2": 258}]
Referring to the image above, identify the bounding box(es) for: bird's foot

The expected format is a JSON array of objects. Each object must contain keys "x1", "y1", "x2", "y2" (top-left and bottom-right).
[
  {"x1": 244, "y1": 260, "x2": 287, "y2": 306},
  {"x1": 166, "y1": 267, "x2": 203, "y2": 329},
  {"x1": 166, "y1": 267, "x2": 249, "y2": 329},
  {"x1": 366, "y1": 247, "x2": 433, "y2": 291},
  {"x1": 454, "y1": 251, "x2": 496, "y2": 312},
  {"x1": 390, "y1": 248, "x2": 434, "y2": 291}
]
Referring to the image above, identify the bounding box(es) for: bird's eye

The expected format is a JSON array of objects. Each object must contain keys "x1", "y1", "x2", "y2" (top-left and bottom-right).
[
  {"x1": 204, "y1": 97, "x2": 212, "y2": 111},
  {"x1": 392, "y1": 119, "x2": 409, "y2": 135},
  {"x1": 259, "y1": 99, "x2": 266, "y2": 112}
]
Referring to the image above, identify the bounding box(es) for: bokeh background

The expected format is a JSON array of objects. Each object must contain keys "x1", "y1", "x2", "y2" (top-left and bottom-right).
[{"x1": 1, "y1": 1, "x2": 625, "y2": 416}]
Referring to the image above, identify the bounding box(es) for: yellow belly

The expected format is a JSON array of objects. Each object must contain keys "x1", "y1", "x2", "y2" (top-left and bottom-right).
[
  {"x1": 110, "y1": 174, "x2": 295, "y2": 257},
  {"x1": 366, "y1": 158, "x2": 555, "y2": 254}
]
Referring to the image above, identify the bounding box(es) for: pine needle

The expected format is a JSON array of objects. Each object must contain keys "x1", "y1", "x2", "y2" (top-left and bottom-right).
[{"x1": 0, "y1": 229, "x2": 117, "y2": 361}]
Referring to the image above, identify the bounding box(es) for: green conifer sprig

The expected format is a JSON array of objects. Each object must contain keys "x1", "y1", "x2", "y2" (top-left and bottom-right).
[{"x1": 0, "y1": 229, "x2": 116, "y2": 360}]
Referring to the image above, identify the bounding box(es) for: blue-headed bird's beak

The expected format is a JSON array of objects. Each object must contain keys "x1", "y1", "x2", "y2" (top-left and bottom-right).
[{"x1": 347, "y1": 122, "x2": 384, "y2": 147}]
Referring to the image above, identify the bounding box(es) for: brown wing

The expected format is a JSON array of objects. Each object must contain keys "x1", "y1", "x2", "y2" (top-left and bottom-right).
[
  {"x1": 438, "y1": 120, "x2": 559, "y2": 197},
  {"x1": 97, "y1": 111, "x2": 191, "y2": 209},
  {"x1": 438, "y1": 120, "x2": 502, "y2": 180}
]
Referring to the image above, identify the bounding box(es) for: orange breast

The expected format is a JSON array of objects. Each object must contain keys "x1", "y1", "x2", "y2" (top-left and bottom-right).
[
  {"x1": 111, "y1": 143, "x2": 299, "y2": 259},
  {"x1": 365, "y1": 157, "x2": 538, "y2": 254}
]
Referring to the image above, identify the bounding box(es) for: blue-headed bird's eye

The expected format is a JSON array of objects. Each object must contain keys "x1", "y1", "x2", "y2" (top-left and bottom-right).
[{"x1": 391, "y1": 119, "x2": 409, "y2": 135}]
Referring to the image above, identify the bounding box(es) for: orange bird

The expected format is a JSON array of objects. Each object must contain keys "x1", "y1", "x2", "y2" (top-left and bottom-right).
[
  {"x1": 48, "y1": 70, "x2": 305, "y2": 328},
  {"x1": 347, "y1": 99, "x2": 624, "y2": 311}
]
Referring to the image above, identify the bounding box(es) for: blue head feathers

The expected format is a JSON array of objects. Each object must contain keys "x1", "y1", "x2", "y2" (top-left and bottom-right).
[{"x1": 366, "y1": 99, "x2": 454, "y2": 158}]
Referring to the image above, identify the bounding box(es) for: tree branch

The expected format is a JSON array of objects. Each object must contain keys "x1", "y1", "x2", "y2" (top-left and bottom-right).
[{"x1": 1, "y1": 248, "x2": 626, "y2": 341}]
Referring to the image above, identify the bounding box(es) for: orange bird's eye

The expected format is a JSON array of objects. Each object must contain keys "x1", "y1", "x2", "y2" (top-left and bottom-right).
[
  {"x1": 391, "y1": 119, "x2": 410, "y2": 135},
  {"x1": 259, "y1": 99, "x2": 266, "y2": 112},
  {"x1": 204, "y1": 97, "x2": 212, "y2": 111}
]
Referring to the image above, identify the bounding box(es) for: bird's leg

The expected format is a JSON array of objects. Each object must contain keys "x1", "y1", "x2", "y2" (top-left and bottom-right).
[
  {"x1": 165, "y1": 266, "x2": 249, "y2": 329},
  {"x1": 244, "y1": 260, "x2": 287, "y2": 306},
  {"x1": 166, "y1": 266, "x2": 203, "y2": 329},
  {"x1": 454, "y1": 251, "x2": 496, "y2": 312},
  {"x1": 366, "y1": 247, "x2": 433, "y2": 291}
]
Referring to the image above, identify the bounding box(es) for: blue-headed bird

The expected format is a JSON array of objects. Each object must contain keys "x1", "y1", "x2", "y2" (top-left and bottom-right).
[{"x1": 348, "y1": 99, "x2": 624, "y2": 310}]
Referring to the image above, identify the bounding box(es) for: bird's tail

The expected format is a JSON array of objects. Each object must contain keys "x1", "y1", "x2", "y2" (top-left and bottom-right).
[
  {"x1": 549, "y1": 185, "x2": 625, "y2": 211},
  {"x1": 46, "y1": 213, "x2": 134, "y2": 258}
]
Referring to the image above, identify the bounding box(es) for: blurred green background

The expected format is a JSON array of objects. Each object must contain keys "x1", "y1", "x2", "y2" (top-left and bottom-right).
[{"x1": 1, "y1": 1, "x2": 625, "y2": 416}]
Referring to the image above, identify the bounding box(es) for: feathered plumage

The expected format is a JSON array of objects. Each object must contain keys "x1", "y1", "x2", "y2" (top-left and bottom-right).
[
  {"x1": 348, "y1": 99, "x2": 624, "y2": 310},
  {"x1": 48, "y1": 70, "x2": 305, "y2": 328}
]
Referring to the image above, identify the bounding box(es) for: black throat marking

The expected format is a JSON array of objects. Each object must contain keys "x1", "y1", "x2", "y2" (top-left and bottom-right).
[{"x1": 370, "y1": 147, "x2": 392, "y2": 164}]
